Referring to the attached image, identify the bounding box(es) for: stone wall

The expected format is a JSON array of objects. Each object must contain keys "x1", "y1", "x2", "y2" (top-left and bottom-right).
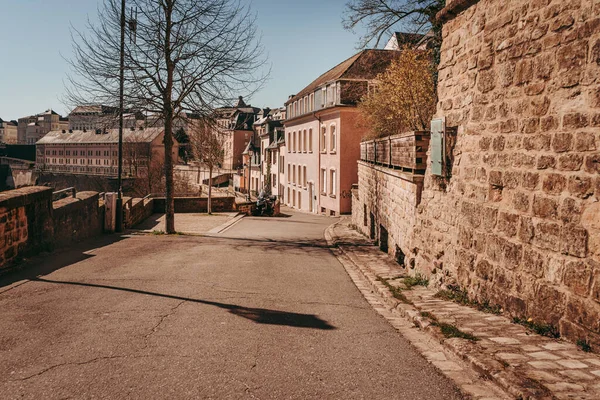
[
  {"x1": 402, "y1": 0, "x2": 600, "y2": 346},
  {"x1": 152, "y1": 196, "x2": 235, "y2": 213},
  {"x1": 53, "y1": 192, "x2": 104, "y2": 248},
  {"x1": 125, "y1": 198, "x2": 154, "y2": 228},
  {"x1": 352, "y1": 161, "x2": 424, "y2": 264},
  {"x1": 0, "y1": 187, "x2": 53, "y2": 272}
]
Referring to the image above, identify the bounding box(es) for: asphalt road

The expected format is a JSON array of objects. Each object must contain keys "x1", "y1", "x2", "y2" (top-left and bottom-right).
[{"x1": 0, "y1": 209, "x2": 463, "y2": 399}]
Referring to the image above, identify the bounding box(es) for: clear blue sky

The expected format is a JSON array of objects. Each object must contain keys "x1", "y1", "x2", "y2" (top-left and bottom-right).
[{"x1": 0, "y1": 0, "x2": 372, "y2": 121}]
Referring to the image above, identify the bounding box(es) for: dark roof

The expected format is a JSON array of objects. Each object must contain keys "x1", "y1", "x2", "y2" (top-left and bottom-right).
[
  {"x1": 393, "y1": 32, "x2": 425, "y2": 46},
  {"x1": 285, "y1": 49, "x2": 400, "y2": 105}
]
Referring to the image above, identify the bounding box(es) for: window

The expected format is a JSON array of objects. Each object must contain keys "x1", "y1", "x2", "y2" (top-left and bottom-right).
[
  {"x1": 330, "y1": 169, "x2": 337, "y2": 196},
  {"x1": 309, "y1": 129, "x2": 313, "y2": 152},
  {"x1": 298, "y1": 165, "x2": 301, "y2": 186},
  {"x1": 321, "y1": 87, "x2": 326, "y2": 107},
  {"x1": 287, "y1": 133, "x2": 291, "y2": 152},
  {"x1": 293, "y1": 164, "x2": 296, "y2": 185},
  {"x1": 330, "y1": 125, "x2": 337, "y2": 152},
  {"x1": 298, "y1": 191, "x2": 302, "y2": 209},
  {"x1": 321, "y1": 168, "x2": 327, "y2": 194},
  {"x1": 309, "y1": 93, "x2": 314, "y2": 112},
  {"x1": 287, "y1": 164, "x2": 291, "y2": 182},
  {"x1": 272, "y1": 174, "x2": 277, "y2": 188},
  {"x1": 321, "y1": 126, "x2": 327, "y2": 152},
  {"x1": 303, "y1": 130, "x2": 307, "y2": 152},
  {"x1": 303, "y1": 166, "x2": 307, "y2": 187},
  {"x1": 293, "y1": 131, "x2": 296, "y2": 152}
]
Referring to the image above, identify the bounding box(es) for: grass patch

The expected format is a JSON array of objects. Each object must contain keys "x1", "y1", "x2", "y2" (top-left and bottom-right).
[
  {"x1": 435, "y1": 288, "x2": 502, "y2": 315},
  {"x1": 420, "y1": 311, "x2": 437, "y2": 321},
  {"x1": 577, "y1": 339, "x2": 592, "y2": 353},
  {"x1": 403, "y1": 274, "x2": 429, "y2": 289},
  {"x1": 151, "y1": 230, "x2": 165, "y2": 235},
  {"x1": 377, "y1": 277, "x2": 412, "y2": 304},
  {"x1": 513, "y1": 317, "x2": 560, "y2": 339},
  {"x1": 437, "y1": 323, "x2": 479, "y2": 341}
]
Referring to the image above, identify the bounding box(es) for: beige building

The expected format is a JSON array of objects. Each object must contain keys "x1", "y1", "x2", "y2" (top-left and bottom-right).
[
  {"x1": 35, "y1": 127, "x2": 177, "y2": 178},
  {"x1": 214, "y1": 97, "x2": 260, "y2": 171},
  {"x1": 283, "y1": 49, "x2": 400, "y2": 216},
  {"x1": 18, "y1": 109, "x2": 68, "y2": 144},
  {"x1": 68, "y1": 105, "x2": 141, "y2": 131},
  {"x1": 0, "y1": 118, "x2": 18, "y2": 144}
]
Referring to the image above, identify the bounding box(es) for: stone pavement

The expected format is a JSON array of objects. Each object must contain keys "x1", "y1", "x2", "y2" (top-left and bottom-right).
[{"x1": 326, "y1": 217, "x2": 600, "y2": 400}]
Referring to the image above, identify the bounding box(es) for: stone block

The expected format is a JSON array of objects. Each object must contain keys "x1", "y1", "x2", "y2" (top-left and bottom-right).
[
  {"x1": 560, "y1": 224, "x2": 588, "y2": 258},
  {"x1": 498, "y1": 211, "x2": 519, "y2": 237},
  {"x1": 532, "y1": 195, "x2": 559, "y2": 219},
  {"x1": 560, "y1": 197, "x2": 583, "y2": 224},
  {"x1": 513, "y1": 191, "x2": 530, "y2": 212},
  {"x1": 566, "y1": 296, "x2": 600, "y2": 334},
  {"x1": 552, "y1": 132, "x2": 573, "y2": 152},
  {"x1": 515, "y1": 58, "x2": 533, "y2": 85},
  {"x1": 534, "y1": 221, "x2": 561, "y2": 251},
  {"x1": 477, "y1": 69, "x2": 496, "y2": 93},
  {"x1": 542, "y1": 173, "x2": 567, "y2": 194},
  {"x1": 584, "y1": 154, "x2": 600, "y2": 174},
  {"x1": 519, "y1": 216, "x2": 534, "y2": 243},
  {"x1": 562, "y1": 113, "x2": 589, "y2": 129},
  {"x1": 522, "y1": 247, "x2": 546, "y2": 278},
  {"x1": 568, "y1": 175, "x2": 593, "y2": 198},
  {"x1": 475, "y1": 259, "x2": 494, "y2": 281},
  {"x1": 563, "y1": 261, "x2": 592, "y2": 296},
  {"x1": 557, "y1": 40, "x2": 588, "y2": 71},
  {"x1": 522, "y1": 172, "x2": 540, "y2": 189},
  {"x1": 530, "y1": 96, "x2": 551, "y2": 116},
  {"x1": 541, "y1": 115, "x2": 559, "y2": 131},
  {"x1": 558, "y1": 154, "x2": 583, "y2": 171},
  {"x1": 574, "y1": 132, "x2": 596, "y2": 152}
]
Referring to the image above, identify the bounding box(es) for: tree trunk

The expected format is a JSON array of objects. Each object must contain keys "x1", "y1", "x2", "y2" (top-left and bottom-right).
[
  {"x1": 163, "y1": 0, "x2": 175, "y2": 234},
  {"x1": 208, "y1": 165, "x2": 213, "y2": 215}
]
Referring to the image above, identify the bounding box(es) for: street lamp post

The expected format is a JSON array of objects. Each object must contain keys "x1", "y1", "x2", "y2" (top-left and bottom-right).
[{"x1": 247, "y1": 148, "x2": 253, "y2": 201}]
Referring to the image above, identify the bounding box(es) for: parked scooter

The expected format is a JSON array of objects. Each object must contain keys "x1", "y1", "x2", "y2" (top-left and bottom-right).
[{"x1": 254, "y1": 190, "x2": 276, "y2": 216}]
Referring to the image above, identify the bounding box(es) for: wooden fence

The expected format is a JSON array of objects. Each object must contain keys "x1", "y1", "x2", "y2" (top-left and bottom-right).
[{"x1": 360, "y1": 131, "x2": 430, "y2": 174}]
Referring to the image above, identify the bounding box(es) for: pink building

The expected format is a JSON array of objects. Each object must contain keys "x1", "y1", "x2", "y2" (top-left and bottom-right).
[{"x1": 283, "y1": 49, "x2": 399, "y2": 216}]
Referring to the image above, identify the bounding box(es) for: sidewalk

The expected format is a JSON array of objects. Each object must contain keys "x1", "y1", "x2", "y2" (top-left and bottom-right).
[{"x1": 326, "y1": 217, "x2": 600, "y2": 400}]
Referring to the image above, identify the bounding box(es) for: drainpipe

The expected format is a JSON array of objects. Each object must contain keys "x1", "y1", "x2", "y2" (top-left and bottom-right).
[{"x1": 312, "y1": 110, "x2": 322, "y2": 214}]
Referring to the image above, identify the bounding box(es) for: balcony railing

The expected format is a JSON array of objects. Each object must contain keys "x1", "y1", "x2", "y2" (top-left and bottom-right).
[{"x1": 360, "y1": 131, "x2": 430, "y2": 174}]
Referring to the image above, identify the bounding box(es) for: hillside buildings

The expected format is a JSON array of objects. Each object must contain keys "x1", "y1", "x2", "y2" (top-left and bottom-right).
[
  {"x1": 0, "y1": 119, "x2": 18, "y2": 144},
  {"x1": 18, "y1": 110, "x2": 68, "y2": 144},
  {"x1": 35, "y1": 127, "x2": 177, "y2": 178},
  {"x1": 214, "y1": 97, "x2": 260, "y2": 171},
  {"x1": 282, "y1": 49, "x2": 399, "y2": 216},
  {"x1": 68, "y1": 105, "x2": 141, "y2": 131}
]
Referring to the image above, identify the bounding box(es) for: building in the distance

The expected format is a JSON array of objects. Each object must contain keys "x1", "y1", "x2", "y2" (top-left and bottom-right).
[
  {"x1": 18, "y1": 110, "x2": 68, "y2": 144},
  {"x1": 35, "y1": 127, "x2": 178, "y2": 178},
  {"x1": 0, "y1": 118, "x2": 18, "y2": 144},
  {"x1": 384, "y1": 31, "x2": 434, "y2": 51},
  {"x1": 68, "y1": 105, "x2": 142, "y2": 131},
  {"x1": 214, "y1": 97, "x2": 260, "y2": 171},
  {"x1": 283, "y1": 49, "x2": 400, "y2": 216}
]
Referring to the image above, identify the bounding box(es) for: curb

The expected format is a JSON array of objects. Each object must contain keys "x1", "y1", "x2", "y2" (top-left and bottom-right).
[
  {"x1": 206, "y1": 212, "x2": 246, "y2": 235},
  {"x1": 325, "y1": 220, "x2": 550, "y2": 400}
]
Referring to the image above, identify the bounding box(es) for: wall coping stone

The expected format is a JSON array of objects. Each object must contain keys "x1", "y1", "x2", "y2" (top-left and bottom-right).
[
  {"x1": 0, "y1": 186, "x2": 52, "y2": 210},
  {"x1": 436, "y1": 0, "x2": 481, "y2": 24},
  {"x1": 53, "y1": 191, "x2": 99, "y2": 210},
  {"x1": 358, "y1": 160, "x2": 425, "y2": 185}
]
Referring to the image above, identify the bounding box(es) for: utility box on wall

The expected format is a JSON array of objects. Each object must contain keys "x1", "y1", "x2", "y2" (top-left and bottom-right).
[{"x1": 430, "y1": 118, "x2": 445, "y2": 177}]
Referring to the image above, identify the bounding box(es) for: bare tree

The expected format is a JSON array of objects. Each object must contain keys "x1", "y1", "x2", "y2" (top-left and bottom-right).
[
  {"x1": 66, "y1": 0, "x2": 268, "y2": 233},
  {"x1": 187, "y1": 118, "x2": 224, "y2": 214},
  {"x1": 343, "y1": 0, "x2": 444, "y2": 47}
]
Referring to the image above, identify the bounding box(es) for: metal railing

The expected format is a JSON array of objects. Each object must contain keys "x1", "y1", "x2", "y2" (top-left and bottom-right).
[{"x1": 52, "y1": 187, "x2": 76, "y2": 201}]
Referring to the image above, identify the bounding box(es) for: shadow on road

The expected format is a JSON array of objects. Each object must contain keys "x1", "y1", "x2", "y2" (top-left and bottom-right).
[
  {"x1": 33, "y1": 277, "x2": 336, "y2": 331},
  {"x1": 0, "y1": 234, "x2": 127, "y2": 291}
]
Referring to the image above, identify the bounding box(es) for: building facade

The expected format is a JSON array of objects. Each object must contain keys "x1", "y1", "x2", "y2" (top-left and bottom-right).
[
  {"x1": 0, "y1": 119, "x2": 18, "y2": 144},
  {"x1": 283, "y1": 49, "x2": 400, "y2": 216},
  {"x1": 35, "y1": 127, "x2": 177, "y2": 178},
  {"x1": 68, "y1": 105, "x2": 141, "y2": 131},
  {"x1": 18, "y1": 110, "x2": 68, "y2": 144}
]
